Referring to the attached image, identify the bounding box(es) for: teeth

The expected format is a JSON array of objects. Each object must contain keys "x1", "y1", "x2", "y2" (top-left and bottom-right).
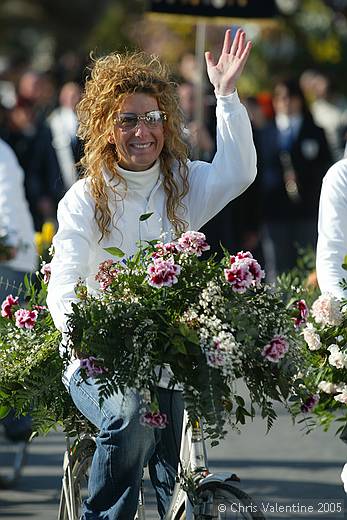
[{"x1": 132, "y1": 143, "x2": 152, "y2": 149}]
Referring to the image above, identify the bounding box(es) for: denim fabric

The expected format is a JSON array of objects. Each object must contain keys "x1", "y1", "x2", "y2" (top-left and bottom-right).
[{"x1": 69, "y1": 368, "x2": 184, "y2": 520}]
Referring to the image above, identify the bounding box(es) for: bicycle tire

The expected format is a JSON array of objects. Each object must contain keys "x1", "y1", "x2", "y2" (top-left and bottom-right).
[
  {"x1": 192, "y1": 480, "x2": 265, "y2": 520},
  {"x1": 57, "y1": 436, "x2": 96, "y2": 520}
]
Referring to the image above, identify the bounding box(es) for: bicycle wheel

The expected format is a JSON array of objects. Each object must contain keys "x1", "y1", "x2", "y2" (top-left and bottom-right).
[
  {"x1": 193, "y1": 481, "x2": 265, "y2": 520},
  {"x1": 58, "y1": 436, "x2": 96, "y2": 520}
]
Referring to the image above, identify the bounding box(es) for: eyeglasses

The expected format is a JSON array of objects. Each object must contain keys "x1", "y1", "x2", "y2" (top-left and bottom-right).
[{"x1": 114, "y1": 110, "x2": 167, "y2": 131}]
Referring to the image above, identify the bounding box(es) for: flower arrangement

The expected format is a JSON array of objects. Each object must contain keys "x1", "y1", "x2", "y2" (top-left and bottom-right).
[
  {"x1": 294, "y1": 258, "x2": 347, "y2": 434},
  {"x1": 66, "y1": 228, "x2": 305, "y2": 442},
  {"x1": 34, "y1": 221, "x2": 55, "y2": 265},
  {"x1": 0, "y1": 272, "x2": 81, "y2": 435}
]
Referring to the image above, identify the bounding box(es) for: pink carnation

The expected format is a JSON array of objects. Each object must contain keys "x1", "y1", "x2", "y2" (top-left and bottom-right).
[
  {"x1": 140, "y1": 411, "x2": 168, "y2": 429},
  {"x1": 95, "y1": 259, "x2": 120, "y2": 290},
  {"x1": 152, "y1": 242, "x2": 178, "y2": 259},
  {"x1": 147, "y1": 259, "x2": 181, "y2": 288},
  {"x1": 40, "y1": 262, "x2": 51, "y2": 284},
  {"x1": 224, "y1": 251, "x2": 265, "y2": 293},
  {"x1": 293, "y1": 299, "x2": 309, "y2": 328},
  {"x1": 261, "y1": 335, "x2": 289, "y2": 363},
  {"x1": 1, "y1": 294, "x2": 19, "y2": 318},
  {"x1": 177, "y1": 231, "x2": 210, "y2": 256},
  {"x1": 14, "y1": 308, "x2": 38, "y2": 329}
]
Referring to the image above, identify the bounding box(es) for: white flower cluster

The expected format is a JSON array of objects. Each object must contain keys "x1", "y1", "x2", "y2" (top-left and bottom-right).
[
  {"x1": 327, "y1": 344, "x2": 347, "y2": 369},
  {"x1": 311, "y1": 293, "x2": 343, "y2": 326},
  {"x1": 302, "y1": 323, "x2": 321, "y2": 351}
]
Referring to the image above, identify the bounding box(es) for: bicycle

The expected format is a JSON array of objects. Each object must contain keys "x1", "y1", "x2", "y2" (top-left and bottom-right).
[{"x1": 57, "y1": 408, "x2": 265, "y2": 520}]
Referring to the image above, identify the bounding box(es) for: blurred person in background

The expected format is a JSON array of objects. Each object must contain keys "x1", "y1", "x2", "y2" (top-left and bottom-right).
[
  {"x1": 258, "y1": 78, "x2": 332, "y2": 277},
  {"x1": 0, "y1": 137, "x2": 37, "y2": 443},
  {"x1": 48, "y1": 81, "x2": 83, "y2": 190},
  {"x1": 302, "y1": 70, "x2": 347, "y2": 162}
]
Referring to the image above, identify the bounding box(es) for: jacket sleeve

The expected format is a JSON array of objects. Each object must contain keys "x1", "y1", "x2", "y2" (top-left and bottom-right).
[
  {"x1": 186, "y1": 90, "x2": 257, "y2": 231},
  {"x1": 46, "y1": 180, "x2": 97, "y2": 332},
  {"x1": 316, "y1": 160, "x2": 347, "y2": 299}
]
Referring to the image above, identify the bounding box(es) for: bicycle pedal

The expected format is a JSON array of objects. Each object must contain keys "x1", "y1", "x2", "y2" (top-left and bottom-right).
[{"x1": 225, "y1": 473, "x2": 240, "y2": 482}]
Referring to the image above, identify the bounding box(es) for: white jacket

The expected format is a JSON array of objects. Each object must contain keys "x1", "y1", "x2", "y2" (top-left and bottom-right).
[
  {"x1": 47, "y1": 90, "x2": 257, "y2": 333},
  {"x1": 316, "y1": 159, "x2": 347, "y2": 300},
  {"x1": 0, "y1": 139, "x2": 36, "y2": 272}
]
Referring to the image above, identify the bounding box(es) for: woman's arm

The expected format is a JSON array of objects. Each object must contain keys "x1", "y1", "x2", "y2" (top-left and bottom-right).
[{"x1": 46, "y1": 181, "x2": 97, "y2": 332}]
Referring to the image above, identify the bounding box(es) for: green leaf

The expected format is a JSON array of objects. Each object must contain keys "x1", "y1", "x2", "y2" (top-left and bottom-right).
[
  {"x1": 139, "y1": 212, "x2": 154, "y2": 222},
  {"x1": 0, "y1": 405, "x2": 10, "y2": 419},
  {"x1": 103, "y1": 247, "x2": 125, "y2": 257}
]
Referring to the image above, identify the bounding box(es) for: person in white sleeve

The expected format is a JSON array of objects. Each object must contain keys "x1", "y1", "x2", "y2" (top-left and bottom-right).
[
  {"x1": 47, "y1": 29, "x2": 256, "y2": 520},
  {"x1": 0, "y1": 138, "x2": 36, "y2": 442},
  {"x1": 316, "y1": 158, "x2": 347, "y2": 494},
  {"x1": 0, "y1": 138, "x2": 36, "y2": 299}
]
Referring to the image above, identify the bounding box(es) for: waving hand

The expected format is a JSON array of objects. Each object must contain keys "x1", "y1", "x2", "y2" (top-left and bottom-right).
[{"x1": 205, "y1": 28, "x2": 252, "y2": 96}]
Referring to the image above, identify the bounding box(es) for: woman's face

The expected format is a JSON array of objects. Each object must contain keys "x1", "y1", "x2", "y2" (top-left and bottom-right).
[{"x1": 111, "y1": 93, "x2": 165, "y2": 171}]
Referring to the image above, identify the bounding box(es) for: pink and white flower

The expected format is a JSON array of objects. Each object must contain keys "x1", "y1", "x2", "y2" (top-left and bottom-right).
[
  {"x1": 261, "y1": 335, "x2": 289, "y2": 363},
  {"x1": 152, "y1": 242, "x2": 178, "y2": 259},
  {"x1": 311, "y1": 293, "x2": 343, "y2": 326},
  {"x1": 14, "y1": 308, "x2": 38, "y2": 329},
  {"x1": 1, "y1": 294, "x2": 19, "y2": 318},
  {"x1": 95, "y1": 259, "x2": 120, "y2": 290},
  {"x1": 177, "y1": 231, "x2": 210, "y2": 256},
  {"x1": 224, "y1": 251, "x2": 265, "y2": 293},
  {"x1": 40, "y1": 262, "x2": 51, "y2": 284},
  {"x1": 147, "y1": 259, "x2": 181, "y2": 288},
  {"x1": 140, "y1": 410, "x2": 168, "y2": 429}
]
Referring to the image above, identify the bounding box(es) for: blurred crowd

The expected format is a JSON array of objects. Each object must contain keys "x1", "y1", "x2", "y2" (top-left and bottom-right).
[{"x1": 1, "y1": 54, "x2": 347, "y2": 280}]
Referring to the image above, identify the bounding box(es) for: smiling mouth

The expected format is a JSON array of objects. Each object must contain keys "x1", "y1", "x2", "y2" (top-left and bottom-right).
[{"x1": 130, "y1": 143, "x2": 153, "y2": 149}]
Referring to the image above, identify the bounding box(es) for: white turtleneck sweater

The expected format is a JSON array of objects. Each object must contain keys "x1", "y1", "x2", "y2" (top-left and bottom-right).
[{"x1": 47, "y1": 90, "x2": 257, "y2": 384}]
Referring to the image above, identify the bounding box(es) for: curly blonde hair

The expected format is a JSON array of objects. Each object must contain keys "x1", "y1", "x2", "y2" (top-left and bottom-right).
[{"x1": 77, "y1": 51, "x2": 189, "y2": 240}]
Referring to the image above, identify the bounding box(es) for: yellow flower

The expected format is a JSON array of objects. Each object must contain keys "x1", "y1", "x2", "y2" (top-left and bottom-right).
[{"x1": 41, "y1": 221, "x2": 55, "y2": 245}]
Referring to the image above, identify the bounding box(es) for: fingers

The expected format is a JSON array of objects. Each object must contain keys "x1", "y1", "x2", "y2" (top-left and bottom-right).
[
  {"x1": 230, "y1": 28, "x2": 242, "y2": 56},
  {"x1": 222, "y1": 29, "x2": 232, "y2": 54},
  {"x1": 235, "y1": 31, "x2": 246, "y2": 59},
  {"x1": 205, "y1": 51, "x2": 215, "y2": 68},
  {"x1": 240, "y1": 40, "x2": 252, "y2": 65}
]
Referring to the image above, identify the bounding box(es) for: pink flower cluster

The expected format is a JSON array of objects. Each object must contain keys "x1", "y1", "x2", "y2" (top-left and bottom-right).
[
  {"x1": 14, "y1": 308, "x2": 38, "y2": 329},
  {"x1": 1, "y1": 294, "x2": 19, "y2": 318},
  {"x1": 293, "y1": 299, "x2": 309, "y2": 328},
  {"x1": 80, "y1": 357, "x2": 107, "y2": 378},
  {"x1": 147, "y1": 259, "x2": 181, "y2": 288},
  {"x1": 140, "y1": 410, "x2": 168, "y2": 429},
  {"x1": 177, "y1": 231, "x2": 210, "y2": 256},
  {"x1": 95, "y1": 259, "x2": 120, "y2": 290},
  {"x1": 261, "y1": 335, "x2": 289, "y2": 363},
  {"x1": 224, "y1": 251, "x2": 265, "y2": 293},
  {"x1": 152, "y1": 242, "x2": 178, "y2": 259},
  {"x1": 1, "y1": 294, "x2": 39, "y2": 329}
]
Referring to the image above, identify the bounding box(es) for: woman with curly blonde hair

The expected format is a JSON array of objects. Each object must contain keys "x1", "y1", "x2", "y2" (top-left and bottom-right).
[{"x1": 47, "y1": 29, "x2": 256, "y2": 519}]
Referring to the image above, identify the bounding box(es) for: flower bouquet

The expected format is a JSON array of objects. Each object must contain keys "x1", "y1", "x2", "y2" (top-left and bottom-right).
[
  {"x1": 67, "y1": 228, "x2": 304, "y2": 442},
  {"x1": 0, "y1": 272, "x2": 79, "y2": 435},
  {"x1": 294, "y1": 257, "x2": 347, "y2": 435}
]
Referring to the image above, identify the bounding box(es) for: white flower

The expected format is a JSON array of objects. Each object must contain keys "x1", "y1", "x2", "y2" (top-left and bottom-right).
[
  {"x1": 311, "y1": 293, "x2": 343, "y2": 326},
  {"x1": 327, "y1": 344, "x2": 347, "y2": 369},
  {"x1": 317, "y1": 380, "x2": 337, "y2": 394},
  {"x1": 302, "y1": 323, "x2": 321, "y2": 351},
  {"x1": 334, "y1": 384, "x2": 347, "y2": 404}
]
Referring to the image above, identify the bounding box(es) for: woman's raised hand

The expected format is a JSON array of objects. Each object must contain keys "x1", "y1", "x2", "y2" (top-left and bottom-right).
[{"x1": 205, "y1": 28, "x2": 252, "y2": 96}]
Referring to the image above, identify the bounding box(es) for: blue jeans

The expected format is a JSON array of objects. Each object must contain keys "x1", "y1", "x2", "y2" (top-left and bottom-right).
[{"x1": 69, "y1": 369, "x2": 184, "y2": 520}]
